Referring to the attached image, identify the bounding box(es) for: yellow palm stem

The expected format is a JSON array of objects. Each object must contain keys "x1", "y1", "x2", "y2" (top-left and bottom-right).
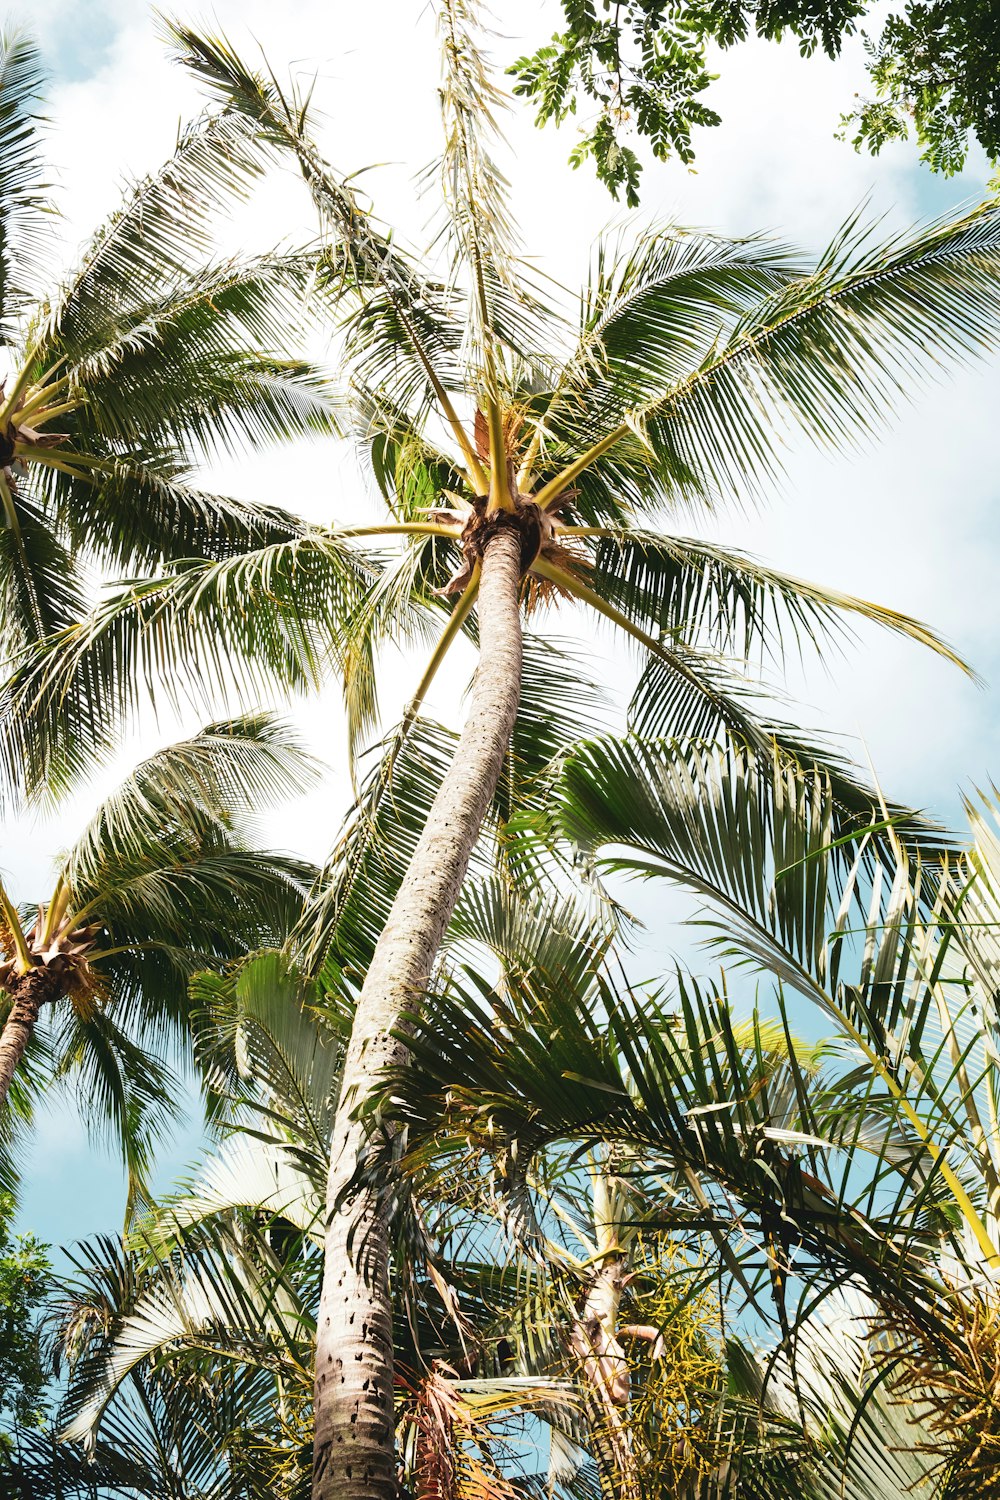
[
  {"x1": 0, "y1": 880, "x2": 31, "y2": 978},
  {"x1": 516, "y1": 421, "x2": 544, "y2": 491},
  {"x1": 402, "y1": 565, "x2": 480, "y2": 729},
  {"x1": 0, "y1": 351, "x2": 43, "y2": 431},
  {"x1": 15, "y1": 375, "x2": 74, "y2": 426},
  {"x1": 17, "y1": 399, "x2": 81, "y2": 427},
  {"x1": 405, "y1": 345, "x2": 484, "y2": 491},
  {"x1": 532, "y1": 426, "x2": 628, "y2": 513},
  {"x1": 530, "y1": 555, "x2": 661, "y2": 654},
  {"x1": 438, "y1": 389, "x2": 487, "y2": 494},
  {"x1": 12, "y1": 446, "x2": 98, "y2": 481},
  {"x1": 332, "y1": 522, "x2": 463, "y2": 541},
  {"x1": 486, "y1": 395, "x2": 514, "y2": 514},
  {"x1": 0, "y1": 470, "x2": 21, "y2": 534},
  {"x1": 40, "y1": 877, "x2": 71, "y2": 948},
  {"x1": 557, "y1": 526, "x2": 617, "y2": 538}
]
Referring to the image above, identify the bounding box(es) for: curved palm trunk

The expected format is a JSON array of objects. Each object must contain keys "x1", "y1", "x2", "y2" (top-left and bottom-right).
[
  {"x1": 312, "y1": 524, "x2": 524, "y2": 1500},
  {"x1": 0, "y1": 967, "x2": 60, "y2": 1103}
]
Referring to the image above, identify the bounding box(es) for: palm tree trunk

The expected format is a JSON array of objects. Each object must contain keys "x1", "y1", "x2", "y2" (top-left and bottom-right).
[
  {"x1": 571, "y1": 1256, "x2": 641, "y2": 1500},
  {"x1": 312, "y1": 523, "x2": 524, "y2": 1500},
  {"x1": 0, "y1": 967, "x2": 60, "y2": 1104}
]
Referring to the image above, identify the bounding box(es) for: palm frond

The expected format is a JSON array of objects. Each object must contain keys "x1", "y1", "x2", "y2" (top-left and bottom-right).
[
  {"x1": 0, "y1": 29, "x2": 49, "y2": 333},
  {"x1": 169, "y1": 20, "x2": 484, "y2": 484},
  {"x1": 35, "y1": 455, "x2": 308, "y2": 573},
  {"x1": 293, "y1": 715, "x2": 460, "y2": 977},
  {"x1": 548, "y1": 735, "x2": 949, "y2": 991},
  {"x1": 40, "y1": 104, "x2": 276, "y2": 361},
  {"x1": 537, "y1": 201, "x2": 1000, "y2": 513},
  {"x1": 583, "y1": 528, "x2": 968, "y2": 673},
  {"x1": 435, "y1": 0, "x2": 523, "y2": 382},
  {"x1": 389, "y1": 965, "x2": 951, "y2": 1340},
  {"x1": 520, "y1": 228, "x2": 804, "y2": 484},
  {"x1": 0, "y1": 532, "x2": 373, "y2": 802},
  {"x1": 62, "y1": 713, "x2": 322, "y2": 898},
  {"x1": 0, "y1": 478, "x2": 86, "y2": 661},
  {"x1": 47, "y1": 1006, "x2": 182, "y2": 1217},
  {"x1": 57, "y1": 1226, "x2": 311, "y2": 1451},
  {"x1": 189, "y1": 947, "x2": 342, "y2": 1156}
]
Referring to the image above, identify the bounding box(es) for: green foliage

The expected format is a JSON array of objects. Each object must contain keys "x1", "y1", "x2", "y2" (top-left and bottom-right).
[
  {"x1": 0, "y1": 1193, "x2": 50, "y2": 1444},
  {"x1": 840, "y1": 0, "x2": 1000, "y2": 173},
  {"x1": 511, "y1": 0, "x2": 1000, "y2": 199},
  {"x1": 0, "y1": 28, "x2": 334, "y2": 694},
  {"x1": 510, "y1": 0, "x2": 862, "y2": 201}
]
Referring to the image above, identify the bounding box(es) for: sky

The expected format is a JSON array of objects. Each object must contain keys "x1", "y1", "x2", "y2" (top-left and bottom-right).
[{"x1": 6, "y1": 0, "x2": 1000, "y2": 1255}]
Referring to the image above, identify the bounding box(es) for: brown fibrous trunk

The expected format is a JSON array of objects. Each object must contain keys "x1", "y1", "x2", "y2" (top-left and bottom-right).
[{"x1": 0, "y1": 966, "x2": 62, "y2": 1104}]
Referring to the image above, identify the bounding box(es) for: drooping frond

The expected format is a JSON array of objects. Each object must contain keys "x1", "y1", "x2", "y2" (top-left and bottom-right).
[
  {"x1": 0, "y1": 477, "x2": 86, "y2": 662},
  {"x1": 493, "y1": 633, "x2": 611, "y2": 828},
  {"x1": 49, "y1": 251, "x2": 340, "y2": 471},
  {"x1": 189, "y1": 948, "x2": 341, "y2": 1155},
  {"x1": 547, "y1": 734, "x2": 950, "y2": 991},
  {"x1": 47, "y1": 1006, "x2": 182, "y2": 1217},
  {"x1": 34, "y1": 457, "x2": 308, "y2": 574},
  {"x1": 0, "y1": 531, "x2": 374, "y2": 802},
  {"x1": 447, "y1": 878, "x2": 612, "y2": 996},
  {"x1": 57, "y1": 1227, "x2": 312, "y2": 1451},
  {"x1": 582, "y1": 528, "x2": 969, "y2": 673},
  {"x1": 61, "y1": 712, "x2": 322, "y2": 898}
]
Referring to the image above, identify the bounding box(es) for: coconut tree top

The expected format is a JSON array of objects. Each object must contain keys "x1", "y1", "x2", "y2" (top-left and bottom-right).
[
  {"x1": 0, "y1": 26, "x2": 336, "y2": 718},
  {"x1": 0, "y1": 713, "x2": 319, "y2": 1211},
  {"x1": 11, "y1": 18, "x2": 1000, "y2": 1497}
]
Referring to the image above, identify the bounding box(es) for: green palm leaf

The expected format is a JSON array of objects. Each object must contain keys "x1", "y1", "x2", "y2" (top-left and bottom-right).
[
  {"x1": 0, "y1": 535, "x2": 372, "y2": 801},
  {"x1": 0, "y1": 30, "x2": 48, "y2": 334},
  {"x1": 536, "y1": 202, "x2": 1000, "y2": 512},
  {"x1": 585, "y1": 528, "x2": 969, "y2": 673}
]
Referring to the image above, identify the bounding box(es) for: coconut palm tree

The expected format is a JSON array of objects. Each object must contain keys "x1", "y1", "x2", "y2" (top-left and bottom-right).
[
  {"x1": 10, "y1": 10, "x2": 1000, "y2": 1493},
  {"x1": 34, "y1": 948, "x2": 571, "y2": 1500},
  {"x1": 36, "y1": 890, "x2": 961, "y2": 1500},
  {"x1": 391, "y1": 742, "x2": 1000, "y2": 1497},
  {"x1": 0, "y1": 714, "x2": 317, "y2": 1210},
  {"x1": 0, "y1": 25, "x2": 333, "y2": 796}
]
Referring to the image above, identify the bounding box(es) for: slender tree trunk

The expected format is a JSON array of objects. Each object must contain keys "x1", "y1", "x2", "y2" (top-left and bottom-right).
[
  {"x1": 571, "y1": 1256, "x2": 641, "y2": 1500},
  {"x1": 312, "y1": 524, "x2": 524, "y2": 1500},
  {"x1": 0, "y1": 967, "x2": 60, "y2": 1104}
]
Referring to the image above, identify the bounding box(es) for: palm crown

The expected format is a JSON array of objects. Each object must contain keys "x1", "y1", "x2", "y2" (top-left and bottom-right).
[
  {"x1": 0, "y1": 714, "x2": 318, "y2": 1211},
  {"x1": 9, "y1": 16, "x2": 1000, "y2": 814},
  {"x1": 0, "y1": 28, "x2": 334, "y2": 716}
]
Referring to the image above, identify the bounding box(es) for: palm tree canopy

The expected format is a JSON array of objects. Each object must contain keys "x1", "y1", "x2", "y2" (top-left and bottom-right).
[
  {"x1": 0, "y1": 27, "x2": 337, "y2": 718},
  {"x1": 8, "y1": 13, "x2": 1000, "y2": 858},
  {"x1": 0, "y1": 713, "x2": 320, "y2": 1207}
]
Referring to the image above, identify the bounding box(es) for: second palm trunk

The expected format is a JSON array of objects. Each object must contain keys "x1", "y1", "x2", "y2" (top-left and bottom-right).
[{"x1": 312, "y1": 524, "x2": 524, "y2": 1500}]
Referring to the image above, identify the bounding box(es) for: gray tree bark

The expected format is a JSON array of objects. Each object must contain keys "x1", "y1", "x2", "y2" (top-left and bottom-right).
[
  {"x1": 0, "y1": 967, "x2": 60, "y2": 1105},
  {"x1": 312, "y1": 523, "x2": 524, "y2": 1500}
]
